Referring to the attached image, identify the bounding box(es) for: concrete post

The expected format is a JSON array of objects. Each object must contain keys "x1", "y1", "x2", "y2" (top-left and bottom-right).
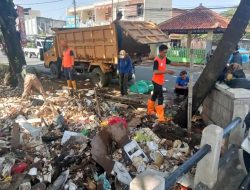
[
  {"x1": 229, "y1": 104, "x2": 249, "y2": 146},
  {"x1": 194, "y1": 125, "x2": 224, "y2": 189},
  {"x1": 205, "y1": 30, "x2": 213, "y2": 57},
  {"x1": 149, "y1": 44, "x2": 159, "y2": 59},
  {"x1": 187, "y1": 31, "x2": 192, "y2": 49}
]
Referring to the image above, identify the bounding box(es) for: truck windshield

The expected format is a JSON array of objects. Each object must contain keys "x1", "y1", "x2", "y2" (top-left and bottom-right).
[{"x1": 44, "y1": 40, "x2": 53, "y2": 52}]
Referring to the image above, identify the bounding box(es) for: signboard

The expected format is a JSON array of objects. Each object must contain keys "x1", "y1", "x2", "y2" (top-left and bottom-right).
[
  {"x1": 65, "y1": 16, "x2": 80, "y2": 28},
  {"x1": 16, "y1": 5, "x2": 27, "y2": 45}
]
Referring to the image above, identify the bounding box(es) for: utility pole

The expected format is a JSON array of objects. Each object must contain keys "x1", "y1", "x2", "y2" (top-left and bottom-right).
[
  {"x1": 73, "y1": 0, "x2": 77, "y2": 28},
  {"x1": 112, "y1": 0, "x2": 114, "y2": 21}
]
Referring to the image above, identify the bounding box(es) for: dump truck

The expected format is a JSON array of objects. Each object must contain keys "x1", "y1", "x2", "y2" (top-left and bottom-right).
[{"x1": 43, "y1": 21, "x2": 169, "y2": 87}]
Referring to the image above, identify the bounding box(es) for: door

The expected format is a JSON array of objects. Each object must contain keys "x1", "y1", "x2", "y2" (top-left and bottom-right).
[{"x1": 43, "y1": 36, "x2": 57, "y2": 66}]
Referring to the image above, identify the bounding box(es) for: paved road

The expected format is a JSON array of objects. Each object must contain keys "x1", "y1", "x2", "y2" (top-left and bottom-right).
[{"x1": 0, "y1": 52, "x2": 202, "y2": 89}]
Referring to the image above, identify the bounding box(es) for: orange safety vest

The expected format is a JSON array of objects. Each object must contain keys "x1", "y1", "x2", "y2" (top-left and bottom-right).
[
  {"x1": 62, "y1": 48, "x2": 74, "y2": 68},
  {"x1": 152, "y1": 56, "x2": 166, "y2": 85}
]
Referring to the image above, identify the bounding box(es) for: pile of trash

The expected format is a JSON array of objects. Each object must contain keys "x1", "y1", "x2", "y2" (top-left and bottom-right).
[{"x1": 0, "y1": 84, "x2": 199, "y2": 190}]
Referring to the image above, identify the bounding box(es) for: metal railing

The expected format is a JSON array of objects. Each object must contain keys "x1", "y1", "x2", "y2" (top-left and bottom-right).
[{"x1": 164, "y1": 117, "x2": 242, "y2": 190}]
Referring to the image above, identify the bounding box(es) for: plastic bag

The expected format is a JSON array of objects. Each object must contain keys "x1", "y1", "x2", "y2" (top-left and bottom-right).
[
  {"x1": 130, "y1": 80, "x2": 153, "y2": 94},
  {"x1": 94, "y1": 172, "x2": 111, "y2": 190}
]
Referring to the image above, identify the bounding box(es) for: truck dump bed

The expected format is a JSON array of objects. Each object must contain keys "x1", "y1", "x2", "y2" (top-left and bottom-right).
[
  {"x1": 119, "y1": 21, "x2": 169, "y2": 58},
  {"x1": 53, "y1": 24, "x2": 118, "y2": 64}
]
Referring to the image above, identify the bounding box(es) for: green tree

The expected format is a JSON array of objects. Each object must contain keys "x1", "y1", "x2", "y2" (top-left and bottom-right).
[{"x1": 221, "y1": 8, "x2": 250, "y2": 39}]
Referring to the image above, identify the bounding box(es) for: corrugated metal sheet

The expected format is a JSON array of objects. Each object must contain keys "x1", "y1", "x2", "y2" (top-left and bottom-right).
[{"x1": 119, "y1": 21, "x2": 169, "y2": 44}]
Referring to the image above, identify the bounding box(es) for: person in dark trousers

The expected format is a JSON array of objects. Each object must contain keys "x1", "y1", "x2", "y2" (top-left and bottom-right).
[
  {"x1": 113, "y1": 12, "x2": 123, "y2": 51},
  {"x1": 230, "y1": 45, "x2": 242, "y2": 65},
  {"x1": 117, "y1": 50, "x2": 134, "y2": 96},
  {"x1": 147, "y1": 45, "x2": 175, "y2": 122},
  {"x1": 175, "y1": 70, "x2": 189, "y2": 96}
]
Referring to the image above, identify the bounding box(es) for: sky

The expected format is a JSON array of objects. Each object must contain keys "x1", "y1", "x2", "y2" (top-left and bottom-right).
[{"x1": 13, "y1": 0, "x2": 241, "y2": 20}]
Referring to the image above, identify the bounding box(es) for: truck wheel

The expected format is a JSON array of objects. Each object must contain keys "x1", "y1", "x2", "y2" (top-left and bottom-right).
[
  {"x1": 29, "y1": 53, "x2": 32, "y2": 58},
  {"x1": 50, "y1": 63, "x2": 60, "y2": 79},
  {"x1": 91, "y1": 67, "x2": 109, "y2": 87}
]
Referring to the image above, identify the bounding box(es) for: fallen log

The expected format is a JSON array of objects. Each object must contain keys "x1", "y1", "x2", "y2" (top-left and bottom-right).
[{"x1": 101, "y1": 94, "x2": 147, "y2": 108}]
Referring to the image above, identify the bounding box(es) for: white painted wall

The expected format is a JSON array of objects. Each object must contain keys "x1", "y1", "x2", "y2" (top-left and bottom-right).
[
  {"x1": 25, "y1": 18, "x2": 38, "y2": 36},
  {"x1": 25, "y1": 17, "x2": 65, "y2": 36},
  {"x1": 144, "y1": 0, "x2": 172, "y2": 24}
]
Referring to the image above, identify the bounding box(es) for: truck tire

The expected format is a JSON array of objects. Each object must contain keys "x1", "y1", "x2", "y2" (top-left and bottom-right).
[
  {"x1": 50, "y1": 62, "x2": 60, "y2": 79},
  {"x1": 29, "y1": 53, "x2": 32, "y2": 58},
  {"x1": 91, "y1": 67, "x2": 109, "y2": 87}
]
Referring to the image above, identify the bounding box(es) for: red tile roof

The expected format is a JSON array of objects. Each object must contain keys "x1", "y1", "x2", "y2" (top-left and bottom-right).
[
  {"x1": 172, "y1": 8, "x2": 188, "y2": 18},
  {"x1": 159, "y1": 5, "x2": 229, "y2": 34}
]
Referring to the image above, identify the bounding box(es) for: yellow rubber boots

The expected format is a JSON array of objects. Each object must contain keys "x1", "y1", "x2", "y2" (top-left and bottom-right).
[
  {"x1": 71, "y1": 80, "x2": 77, "y2": 90},
  {"x1": 67, "y1": 80, "x2": 72, "y2": 89},
  {"x1": 147, "y1": 99, "x2": 155, "y2": 115},
  {"x1": 155, "y1": 105, "x2": 165, "y2": 122}
]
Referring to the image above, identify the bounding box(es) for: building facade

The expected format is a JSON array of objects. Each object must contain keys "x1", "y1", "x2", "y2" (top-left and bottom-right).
[
  {"x1": 67, "y1": 0, "x2": 172, "y2": 27},
  {"x1": 23, "y1": 8, "x2": 41, "y2": 19},
  {"x1": 25, "y1": 17, "x2": 66, "y2": 36}
]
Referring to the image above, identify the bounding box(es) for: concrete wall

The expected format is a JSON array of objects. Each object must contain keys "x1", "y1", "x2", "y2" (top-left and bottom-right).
[
  {"x1": 144, "y1": 0, "x2": 172, "y2": 24},
  {"x1": 202, "y1": 83, "x2": 249, "y2": 145},
  {"x1": 202, "y1": 83, "x2": 250, "y2": 127}
]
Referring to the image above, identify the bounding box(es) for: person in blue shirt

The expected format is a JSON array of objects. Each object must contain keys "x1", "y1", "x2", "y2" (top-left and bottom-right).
[
  {"x1": 117, "y1": 50, "x2": 135, "y2": 96},
  {"x1": 175, "y1": 70, "x2": 189, "y2": 96},
  {"x1": 230, "y1": 45, "x2": 242, "y2": 65}
]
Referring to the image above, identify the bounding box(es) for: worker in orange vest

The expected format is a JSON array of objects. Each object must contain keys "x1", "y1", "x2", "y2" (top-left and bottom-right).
[
  {"x1": 148, "y1": 45, "x2": 175, "y2": 122},
  {"x1": 60, "y1": 40, "x2": 77, "y2": 91}
]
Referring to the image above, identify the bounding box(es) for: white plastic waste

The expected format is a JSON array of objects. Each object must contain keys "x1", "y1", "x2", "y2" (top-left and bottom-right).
[
  {"x1": 112, "y1": 161, "x2": 132, "y2": 185},
  {"x1": 28, "y1": 167, "x2": 37, "y2": 176},
  {"x1": 15, "y1": 115, "x2": 42, "y2": 138}
]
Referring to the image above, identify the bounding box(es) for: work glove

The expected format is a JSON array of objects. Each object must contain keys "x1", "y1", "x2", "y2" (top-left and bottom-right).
[
  {"x1": 132, "y1": 73, "x2": 136, "y2": 80},
  {"x1": 112, "y1": 161, "x2": 132, "y2": 185},
  {"x1": 117, "y1": 70, "x2": 119, "y2": 75}
]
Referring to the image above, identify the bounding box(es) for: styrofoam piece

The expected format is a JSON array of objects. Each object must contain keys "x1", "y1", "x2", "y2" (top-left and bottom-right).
[
  {"x1": 130, "y1": 170, "x2": 165, "y2": 190},
  {"x1": 124, "y1": 140, "x2": 149, "y2": 162}
]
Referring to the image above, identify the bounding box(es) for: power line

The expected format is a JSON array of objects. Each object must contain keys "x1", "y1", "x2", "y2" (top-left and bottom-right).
[{"x1": 18, "y1": 0, "x2": 65, "y2": 6}]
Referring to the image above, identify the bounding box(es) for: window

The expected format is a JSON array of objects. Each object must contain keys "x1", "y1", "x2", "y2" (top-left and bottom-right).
[
  {"x1": 137, "y1": 4, "x2": 143, "y2": 16},
  {"x1": 44, "y1": 39, "x2": 53, "y2": 52},
  {"x1": 36, "y1": 41, "x2": 42, "y2": 48}
]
